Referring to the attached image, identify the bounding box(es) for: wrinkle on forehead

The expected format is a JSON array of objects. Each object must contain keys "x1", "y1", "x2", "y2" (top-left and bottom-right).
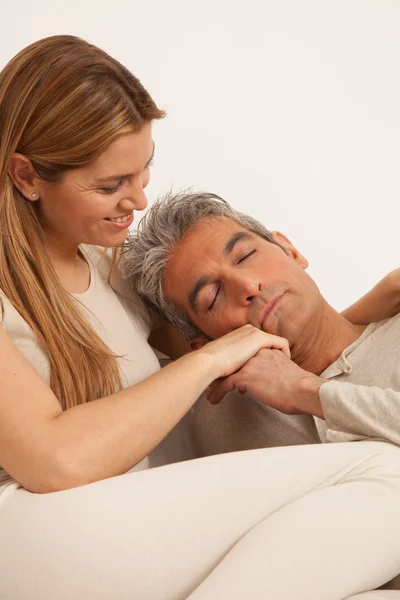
[
  {"x1": 174, "y1": 216, "x2": 247, "y2": 264},
  {"x1": 171, "y1": 219, "x2": 232, "y2": 272},
  {"x1": 179, "y1": 216, "x2": 232, "y2": 247}
]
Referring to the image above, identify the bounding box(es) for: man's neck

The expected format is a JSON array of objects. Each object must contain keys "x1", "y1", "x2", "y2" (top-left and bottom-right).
[{"x1": 291, "y1": 302, "x2": 367, "y2": 375}]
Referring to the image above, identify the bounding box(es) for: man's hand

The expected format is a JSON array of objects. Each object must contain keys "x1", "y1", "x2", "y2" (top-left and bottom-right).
[{"x1": 206, "y1": 348, "x2": 327, "y2": 417}]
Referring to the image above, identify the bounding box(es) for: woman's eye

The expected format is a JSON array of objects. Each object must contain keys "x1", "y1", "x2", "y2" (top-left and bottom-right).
[
  {"x1": 100, "y1": 183, "x2": 124, "y2": 195},
  {"x1": 237, "y1": 249, "x2": 257, "y2": 264}
]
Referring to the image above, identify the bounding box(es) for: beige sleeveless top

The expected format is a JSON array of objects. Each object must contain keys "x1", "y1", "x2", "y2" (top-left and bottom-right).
[{"x1": 0, "y1": 245, "x2": 161, "y2": 489}]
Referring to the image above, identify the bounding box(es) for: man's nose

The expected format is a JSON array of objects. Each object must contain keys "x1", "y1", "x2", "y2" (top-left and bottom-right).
[{"x1": 231, "y1": 276, "x2": 262, "y2": 305}]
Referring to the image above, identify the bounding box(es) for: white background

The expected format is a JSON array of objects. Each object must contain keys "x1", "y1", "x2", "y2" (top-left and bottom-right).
[{"x1": 2, "y1": 0, "x2": 399, "y2": 311}]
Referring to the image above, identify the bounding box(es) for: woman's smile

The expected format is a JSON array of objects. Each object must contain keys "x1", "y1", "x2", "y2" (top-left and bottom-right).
[{"x1": 103, "y1": 212, "x2": 134, "y2": 229}]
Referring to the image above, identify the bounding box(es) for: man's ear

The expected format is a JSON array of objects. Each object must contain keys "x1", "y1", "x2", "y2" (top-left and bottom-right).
[
  {"x1": 8, "y1": 153, "x2": 40, "y2": 201},
  {"x1": 190, "y1": 337, "x2": 210, "y2": 351},
  {"x1": 272, "y1": 231, "x2": 309, "y2": 269}
]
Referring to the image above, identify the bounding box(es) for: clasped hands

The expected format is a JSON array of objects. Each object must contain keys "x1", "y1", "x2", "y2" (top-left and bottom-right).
[{"x1": 206, "y1": 342, "x2": 326, "y2": 418}]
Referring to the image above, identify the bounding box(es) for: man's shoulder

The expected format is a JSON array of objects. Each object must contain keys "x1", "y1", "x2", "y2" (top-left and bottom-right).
[
  {"x1": 349, "y1": 313, "x2": 400, "y2": 363},
  {"x1": 322, "y1": 313, "x2": 400, "y2": 381},
  {"x1": 332, "y1": 313, "x2": 400, "y2": 385},
  {"x1": 366, "y1": 312, "x2": 400, "y2": 342}
]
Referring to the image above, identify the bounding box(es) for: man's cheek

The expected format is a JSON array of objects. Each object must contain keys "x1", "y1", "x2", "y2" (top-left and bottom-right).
[
  {"x1": 198, "y1": 318, "x2": 225, "y2": 340},
  {"x1": 213, "y1": 318, "x2": 238, "y2": 338}
]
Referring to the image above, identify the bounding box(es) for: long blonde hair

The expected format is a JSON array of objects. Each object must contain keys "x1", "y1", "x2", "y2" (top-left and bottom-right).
[{"x1": 0, "y1": 35, "x2": 165, "y2": 410}]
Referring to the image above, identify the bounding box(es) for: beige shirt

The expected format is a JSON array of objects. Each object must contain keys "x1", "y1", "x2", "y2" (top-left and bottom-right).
[
  {"x1": 315, "y1": 313, "x2": 400, "y2": 445},
  {"x1": 191, "y1": 314, "x2": 400, "y2": 457},
  {"x1": 0, "y1": 245, "x2": 161, "y2": 489}
]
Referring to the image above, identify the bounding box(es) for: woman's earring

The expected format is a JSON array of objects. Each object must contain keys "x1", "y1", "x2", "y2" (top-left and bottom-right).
[{"x1": 31, "y1": 192, "x2": 38, "y2": 199}]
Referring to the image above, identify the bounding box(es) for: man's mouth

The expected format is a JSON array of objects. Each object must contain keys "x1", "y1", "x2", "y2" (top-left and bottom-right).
[{"x1": 259, "y1": 293, "x2": 285, "y2": 330}]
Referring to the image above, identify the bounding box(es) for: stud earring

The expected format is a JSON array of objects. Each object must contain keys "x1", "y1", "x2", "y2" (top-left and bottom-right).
[{"x1": 31, "y1": 192, "x2": 38, "y2": 199}]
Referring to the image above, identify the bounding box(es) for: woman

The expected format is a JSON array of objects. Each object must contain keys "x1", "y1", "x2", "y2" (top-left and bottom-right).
[{"x1": 0, "y1": 35, "x2": 400, "y2": 600}]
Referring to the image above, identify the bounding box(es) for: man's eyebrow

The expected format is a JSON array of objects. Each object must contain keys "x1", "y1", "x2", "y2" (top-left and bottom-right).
[
  {"x1": 93, "y1": 142, "x2": 155, "y2": 185},
  {"x1": 189, "y1": 275, "x2": 211, "y2": 313},
  {"x1": 222, "y1": 231, "x2": 254, "y2": 257}
]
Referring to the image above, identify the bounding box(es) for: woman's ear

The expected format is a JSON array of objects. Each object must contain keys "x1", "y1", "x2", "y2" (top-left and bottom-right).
[
  {"x1": 271, "y1": 231, "x2": 309, "y2": 269},
  {"x1": 190, "y1": 337, "x2": 210, "y2": 351},
  {"x1": 8, "y1": 153, "x2": 40, "y2": 201}
]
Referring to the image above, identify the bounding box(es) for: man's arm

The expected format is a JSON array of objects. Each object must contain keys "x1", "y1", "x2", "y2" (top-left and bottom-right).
[
  {"x1": 318, "y1": 381, "x2": 400, "y2": 445},
  {"x1": 207, "y1": 350, "x2": 400, "y2": 447},
  {"x1": 342, "y1": 269, "x2": 400, "y2": 325}
]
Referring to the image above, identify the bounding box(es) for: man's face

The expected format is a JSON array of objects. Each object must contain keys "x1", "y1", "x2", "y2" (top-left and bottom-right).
[{"x1": 162, "y1": 217, "x2": 323, "y2": 344}]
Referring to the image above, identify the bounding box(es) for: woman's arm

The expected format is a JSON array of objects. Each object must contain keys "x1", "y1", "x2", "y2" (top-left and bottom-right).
[
  {"x1": 0, "y1": 323, "x2": 288, "y2": 493},
  {"x1": 341, "y1": 268, "x2": 400, "y2": 324}
]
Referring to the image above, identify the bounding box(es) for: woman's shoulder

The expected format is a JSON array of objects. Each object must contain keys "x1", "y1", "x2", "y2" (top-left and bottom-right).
[
  {"x1": 0, "y1": 289, "x2": 33, "y2": 335},
  {"x1": 0, "y1": 289, "x2": 50, "y2": 378},
  {"x1": 0, "y1": 290, "x2": 20, "y2": 327},
  {"x1": 80, "y1": 244, "x2": 163, "y2": 332}
]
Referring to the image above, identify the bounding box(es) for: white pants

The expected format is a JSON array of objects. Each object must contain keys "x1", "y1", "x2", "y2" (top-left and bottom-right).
[{"x1": 0, "y1": 442, "x2": 400, "y2": 600}]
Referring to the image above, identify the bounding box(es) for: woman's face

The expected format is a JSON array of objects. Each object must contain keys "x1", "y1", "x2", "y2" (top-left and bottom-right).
[{"x1": 35, "y1": 123, "x2": 154, "y2": 250}]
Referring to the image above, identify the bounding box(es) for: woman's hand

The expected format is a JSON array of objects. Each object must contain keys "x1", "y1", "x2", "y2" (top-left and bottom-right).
[
  {"x1": 342, "y1": 268, "x2": 400, "y2": 325},
  {"x1": 196, "y1": 324, "x2": 290, "y2": 379}
]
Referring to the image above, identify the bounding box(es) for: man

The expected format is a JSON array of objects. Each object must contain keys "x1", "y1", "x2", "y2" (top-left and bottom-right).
[{"x1": 125, "y1": 191, "x2": 400, "y2": 449}]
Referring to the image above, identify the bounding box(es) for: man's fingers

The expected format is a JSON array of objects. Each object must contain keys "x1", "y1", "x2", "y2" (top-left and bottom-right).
[
  {"x1": 208, "y1": 376, "x2": 237, "y2": 405},
  {"x1": 206, "y1": 378, "x2": 225, "y2": 401}
]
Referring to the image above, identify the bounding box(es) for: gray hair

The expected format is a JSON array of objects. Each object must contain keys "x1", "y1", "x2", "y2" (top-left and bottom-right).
[{"x1": 123, "y1": 190, "x2": 279, "y2": 340}]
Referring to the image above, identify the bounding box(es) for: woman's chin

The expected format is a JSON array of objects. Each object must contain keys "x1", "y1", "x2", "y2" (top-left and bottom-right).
[{"x1": 87, "y1": 231, "x2": 130, "y2": 248}]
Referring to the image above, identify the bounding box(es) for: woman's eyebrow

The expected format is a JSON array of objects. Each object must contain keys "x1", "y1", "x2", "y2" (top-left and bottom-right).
[
  {"x1": 93, "y1": 142, "x2": 155, "y2": 185},
  {"x1": 93, "y1": 173, "x2": 129, "y2": 185}
]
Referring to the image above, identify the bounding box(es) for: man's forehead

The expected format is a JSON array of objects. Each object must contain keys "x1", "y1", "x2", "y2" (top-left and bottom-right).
[{"x1": 179, "y1": 216, "x2": 251, "y2": 248}]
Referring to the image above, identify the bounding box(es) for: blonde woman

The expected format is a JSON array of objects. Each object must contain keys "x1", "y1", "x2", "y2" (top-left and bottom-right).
[{"x1": 0, "y1": 35, "x2": 400, "y2": 600}]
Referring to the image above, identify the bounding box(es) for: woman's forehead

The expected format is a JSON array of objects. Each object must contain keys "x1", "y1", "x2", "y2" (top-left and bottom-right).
[{"x1": 83, "y1": 126, "x2": 153, "y2": 178}]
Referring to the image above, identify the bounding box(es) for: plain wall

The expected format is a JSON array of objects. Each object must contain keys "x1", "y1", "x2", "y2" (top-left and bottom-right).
[{"x1": 2, "y1": 0, "x2": 399, "y2": 310}]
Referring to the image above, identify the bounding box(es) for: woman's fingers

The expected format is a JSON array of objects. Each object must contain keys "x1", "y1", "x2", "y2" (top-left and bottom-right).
[
  {"x1": 272, "y1": 336, "x2": 290, "y2": 358},
  {"x1": 199, "y1": 324, "x2": 290, "y2": 378}
]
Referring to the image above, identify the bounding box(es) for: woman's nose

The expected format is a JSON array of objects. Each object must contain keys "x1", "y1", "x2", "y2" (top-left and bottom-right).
[{"x1": 118, "y1": 188, "x2": 148, "y2": 212}]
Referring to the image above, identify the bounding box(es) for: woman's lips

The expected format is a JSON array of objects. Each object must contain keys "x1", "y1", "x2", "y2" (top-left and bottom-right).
[
  {"x1": 260, "y1": 293, "x2": 285, "y2": 330},
  {"x1": 103, "y1": 212, "x2": 134, "y2": 229}
]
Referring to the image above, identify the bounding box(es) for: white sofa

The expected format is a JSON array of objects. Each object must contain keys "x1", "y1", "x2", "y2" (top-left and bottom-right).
[{"x1": 149, "y1": 362, "x2": 400, "y2": 596}]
